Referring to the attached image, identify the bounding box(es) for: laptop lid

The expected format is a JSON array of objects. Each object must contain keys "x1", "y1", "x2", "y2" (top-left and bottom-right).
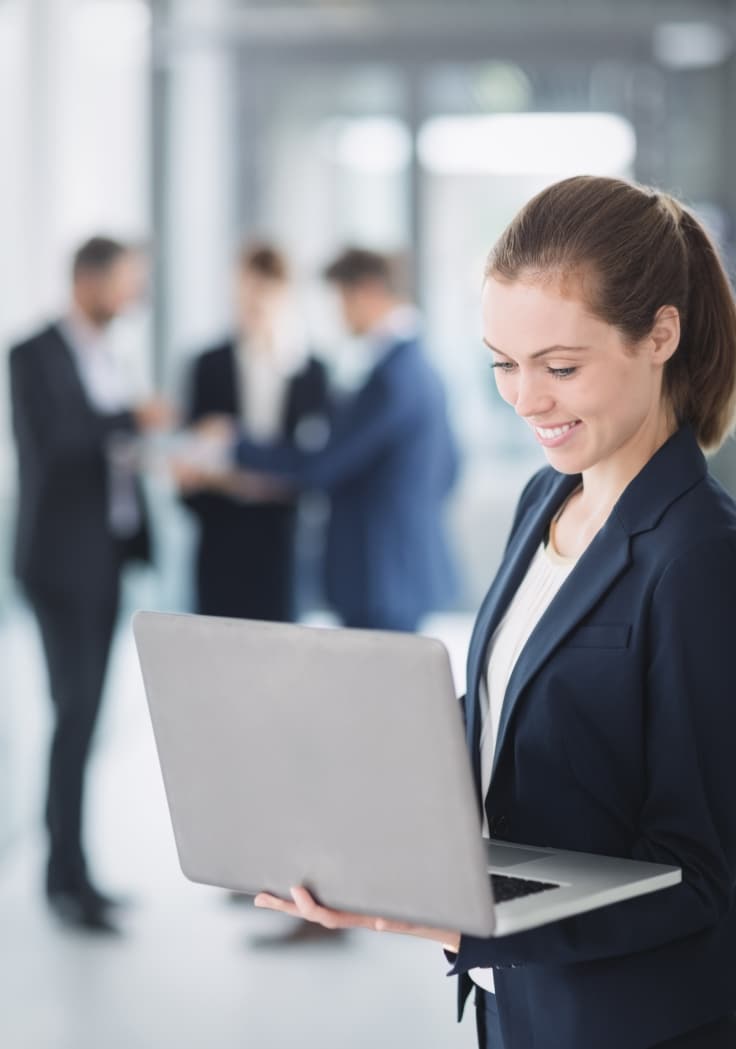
[{"x1": 132, "y1": 610, "x2": 496, "y2": 937}]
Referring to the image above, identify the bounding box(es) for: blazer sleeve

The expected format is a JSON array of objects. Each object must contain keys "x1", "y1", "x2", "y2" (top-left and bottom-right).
[
  {"x1": 450, "y1": 535, "x2": 736, "y2": 973},
  {"x1": 9, "y1": 345, "x2": 136, "y2": 469},
  {"x1": 233, "y1": 367, "x2": 418, "y2": 490}
]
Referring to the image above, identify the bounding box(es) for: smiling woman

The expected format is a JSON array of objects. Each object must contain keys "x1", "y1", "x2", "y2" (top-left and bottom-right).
[
  {"x1": 256, "y1": 176, "x2": 736, "y2": 1049},
  {"x1": 481, "y1": 277, "x2": 682, "y2": 557},
  {"x1": 481, "y1": 176, "x2": 736, "y2": 559},
  {"x1": 458, "y1": 177, "x2": 736, "y2": 1045}
]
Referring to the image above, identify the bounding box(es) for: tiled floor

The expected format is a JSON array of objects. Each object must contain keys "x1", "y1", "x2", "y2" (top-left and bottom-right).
[{"x1": 1, "y1": 610, "x2": 477, "y2": 1049}]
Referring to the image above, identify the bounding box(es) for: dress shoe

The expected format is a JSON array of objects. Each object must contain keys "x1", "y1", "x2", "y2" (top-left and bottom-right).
[
  {"x1": 47, "y1": 889, "x2": 121, "y2": 934},
  {"x1": 80, "y1": 882, "x2": 131, "y2": 911}
]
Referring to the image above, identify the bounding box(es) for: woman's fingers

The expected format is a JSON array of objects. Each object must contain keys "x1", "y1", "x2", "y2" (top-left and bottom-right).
[
  {"x1": 254, "y1": 887, "x2": 460, "y2": 950},
  {"x1": 253, "y1": 892, "x2": 300, "y2": 917},
  {"x1": 253, "y1": 887, "x2": 349, "y2": 927},
  {"x1": 289, "y1": 886, "x2": 371, "y2": 929}
]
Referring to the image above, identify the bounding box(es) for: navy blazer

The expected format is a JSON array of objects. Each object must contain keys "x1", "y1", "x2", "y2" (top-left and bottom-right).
[
  {"x1": 234, "y1": 337, "x2": 459, "y2": 629},
  {"x1": 450, "y1": 425, "x2": 736, "y2": 1049},
  {"x1": 9, "y1": 323, "x2": 150, "y2": 600}
]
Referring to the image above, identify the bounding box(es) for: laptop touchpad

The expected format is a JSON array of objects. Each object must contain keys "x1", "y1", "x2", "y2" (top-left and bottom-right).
[{"x1": 487, "y1": 845, "x2": 552, "y2": 869}]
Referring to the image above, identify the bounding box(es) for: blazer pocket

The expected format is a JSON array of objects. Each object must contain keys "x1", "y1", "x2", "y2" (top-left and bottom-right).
[{"x1": 564, "y1": 623, "x2": 631, "y2": 649}]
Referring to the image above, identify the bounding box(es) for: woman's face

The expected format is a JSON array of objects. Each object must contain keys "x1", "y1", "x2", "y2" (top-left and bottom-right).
[
  {"x1": 235, "y1": 271, "x2": 287, "y2": 338},
  {"x1": 482, "y1": 274, "x2": 676, "y2": 477}
]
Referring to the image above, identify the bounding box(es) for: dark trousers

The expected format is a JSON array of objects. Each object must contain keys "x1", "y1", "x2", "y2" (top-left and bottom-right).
[
  {"x1": 27, "y1": 576, "x2": 120, "y2": 893},
  {"x1": 196, "y1": 507, "x2": 297, "y2": 622},
  {"x1": 474, "y1": 989, "x2": 736, "y2": 1049},
  {"x1": 654, "y1": 1015, "x2": 736, "y2": 1048}
]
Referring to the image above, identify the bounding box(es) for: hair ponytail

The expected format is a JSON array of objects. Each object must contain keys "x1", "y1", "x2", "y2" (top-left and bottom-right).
[
  {"x1": 671, "y1": 206, "x2": 736, "y2": 449},
  {"x1": 487, "y1": 176, "x2": 736, "y2": 450}
]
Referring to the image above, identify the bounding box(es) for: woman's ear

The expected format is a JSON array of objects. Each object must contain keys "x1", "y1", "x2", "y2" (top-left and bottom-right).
[{"x1": 648, "y1": 305, "x2": 680, "y2": 365}]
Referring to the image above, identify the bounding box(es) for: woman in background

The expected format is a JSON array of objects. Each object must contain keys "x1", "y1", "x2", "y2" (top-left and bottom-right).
[{"x1": 177, "y1": 242, "x2": 329, "y2": 622}]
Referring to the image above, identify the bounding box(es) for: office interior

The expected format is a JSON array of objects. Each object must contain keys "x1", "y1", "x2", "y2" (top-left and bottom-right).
[{"x1": 1, "y1": 1, "x2": 736, "y2": 1046}]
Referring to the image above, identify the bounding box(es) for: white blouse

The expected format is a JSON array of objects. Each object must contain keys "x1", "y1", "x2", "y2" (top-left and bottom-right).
[{"x1": 471, "y1": 523, "x2": 577, "y2": 993}]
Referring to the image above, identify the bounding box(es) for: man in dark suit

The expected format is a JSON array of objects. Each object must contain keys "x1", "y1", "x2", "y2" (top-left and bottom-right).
[
  {"x1": 9, "y1": 237, "x2": 169, "y2": 932},
  {"x1": 218, "y1": 247, "x2": 459, "y2": 632}
]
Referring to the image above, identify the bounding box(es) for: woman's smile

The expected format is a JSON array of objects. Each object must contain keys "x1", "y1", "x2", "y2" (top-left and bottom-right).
[{"x1": 530, "y1": 419, "x2": 582, "y2": 446}]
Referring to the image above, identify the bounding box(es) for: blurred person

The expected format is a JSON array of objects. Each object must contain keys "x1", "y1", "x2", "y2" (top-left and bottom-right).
[
  {"x1": 174, "y1": 242, "x2": 329, "y2": 623},
  {"x1": 9, "y1": 236, "x2": 170, "y2": 933},
  {"x1": 197, "y1": 247, "x2": 459, "y2": 633},
  {"x1": 254, "y1": 179, "x2": 736, "y2": 1049}
]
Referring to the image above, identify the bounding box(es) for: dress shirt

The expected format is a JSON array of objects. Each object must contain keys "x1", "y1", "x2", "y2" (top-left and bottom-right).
[
  {"x1": 60, "y1": 311, "x2": 141, "y2": 537},
  {"x1": 60, "y1": 312, "x2": 132, "y2": 413}
]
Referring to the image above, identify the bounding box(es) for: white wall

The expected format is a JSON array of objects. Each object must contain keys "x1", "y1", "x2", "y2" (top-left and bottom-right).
[{"x1": 0, "y1": 0, "x2": 151, "y2": 497}]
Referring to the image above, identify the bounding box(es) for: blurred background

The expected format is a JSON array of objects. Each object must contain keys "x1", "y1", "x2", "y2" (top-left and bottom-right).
[{"x1": 2, "y1": 1, "x2": 736, "y2": 1046}]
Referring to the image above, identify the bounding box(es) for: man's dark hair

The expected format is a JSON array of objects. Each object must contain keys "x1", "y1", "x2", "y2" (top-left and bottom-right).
[
  {"x1": 323, "y1": 247, "x2": 393, "y2": 288},
  {"x1": 72, "y1": 236, "x2": 128, "y2": 279}
]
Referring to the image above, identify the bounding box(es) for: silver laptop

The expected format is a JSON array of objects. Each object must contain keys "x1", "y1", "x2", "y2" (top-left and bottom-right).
[{"x1": 132, "y1": 610, "x2": 680, "y2": 937}]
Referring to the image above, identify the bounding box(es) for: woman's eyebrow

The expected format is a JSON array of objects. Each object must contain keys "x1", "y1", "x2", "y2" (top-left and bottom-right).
[{"x1": 483, "y1": 338, "x2": 589, "y2": 358}]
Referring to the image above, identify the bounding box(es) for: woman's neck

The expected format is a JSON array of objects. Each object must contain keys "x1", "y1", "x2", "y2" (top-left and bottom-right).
[{"x1": 555, "y1": 409, "x2": 677, "y2": 559}]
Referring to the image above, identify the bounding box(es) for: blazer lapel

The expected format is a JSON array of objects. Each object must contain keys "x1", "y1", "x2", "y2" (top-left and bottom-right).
[
  {"x1": 464, "y1": 471, "x2": 579, "y2": 789},
  {"x1": 489, "y1": 509, "x2": 631, "y2": 782},
  {"x1": 467, "y1": 423, "x2": 706, "y2": 796},
  {"x1": 47, "y1": 325, "x2": 97, "y2": 411}
]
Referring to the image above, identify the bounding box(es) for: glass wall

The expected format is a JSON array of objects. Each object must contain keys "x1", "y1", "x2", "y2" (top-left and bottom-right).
[{"x1": 155, "y1": 39, "x2": 662, "y2": 605}]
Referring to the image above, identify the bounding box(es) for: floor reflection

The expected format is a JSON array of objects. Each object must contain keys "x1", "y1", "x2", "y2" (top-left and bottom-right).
[{"x1": 1, "y1": 610, "x2": 476, "y2": 1049}]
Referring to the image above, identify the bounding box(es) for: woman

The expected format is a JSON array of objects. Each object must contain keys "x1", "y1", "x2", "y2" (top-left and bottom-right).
[
  {"x1": 254, "y1": 177, "x2": 736, "y2": 1048},
  {"x1": 178, "y1": 242, "x2": 329, "y2": 622}
]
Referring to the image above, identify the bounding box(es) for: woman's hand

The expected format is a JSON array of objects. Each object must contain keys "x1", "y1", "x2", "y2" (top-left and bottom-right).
[{"x1": 254, "y1": 886, "x2": 461, "y2": 952}]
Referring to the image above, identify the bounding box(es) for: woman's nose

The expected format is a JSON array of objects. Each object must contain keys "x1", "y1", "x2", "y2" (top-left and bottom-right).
[{"x1": 513, "y1": 372, "x2": 555, "y2": 419}]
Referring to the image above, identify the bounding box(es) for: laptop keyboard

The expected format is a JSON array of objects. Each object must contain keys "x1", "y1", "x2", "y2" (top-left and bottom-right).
[{"x1": 491, "y1": 873, "x2": 560, "y2": 903}]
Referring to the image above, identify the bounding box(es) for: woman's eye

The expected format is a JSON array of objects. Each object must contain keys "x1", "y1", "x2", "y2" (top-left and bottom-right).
[
  {"x1": 547, "y1": 366, "x2": 577, "y2": 379},
  {"x1": 490, "y1": 361, "x2": 516, "y2": 373}
]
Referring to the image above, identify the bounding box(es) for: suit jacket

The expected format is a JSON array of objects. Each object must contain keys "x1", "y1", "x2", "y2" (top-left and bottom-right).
[
  {"x1": 450, "y1": 425, "x2": 736, "y2": 1049},
  {"x1": 233, "y1": 336, "x2": 459, "y2": 628},
  {"x1": 181, "y1": 340, "x2": 329, "y2": 619},
  {"x1": 9, "y1": 323, "x2": 149, "y2": 601}
]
